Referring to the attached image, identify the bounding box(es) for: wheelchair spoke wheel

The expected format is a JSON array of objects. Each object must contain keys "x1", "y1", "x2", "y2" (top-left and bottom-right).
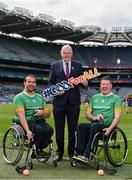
[
  {"x1": 91, "y1": 133, "x2": 99, "y2": 155},
  {"x1": 91, "y1": 132, "x2": 104, "y2": 159},
  {"x1": 2, "y1": 126, "x2": 24, "y2": 165},
  {"x1": 106, "y1": 127, "x2": 128, "y2": 167}
]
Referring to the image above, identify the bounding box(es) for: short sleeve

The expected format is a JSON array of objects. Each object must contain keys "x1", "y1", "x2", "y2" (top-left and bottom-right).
[
  {"x1": 87, "y1": 97, "x2": 93, "y2": 111},
  {"x1": 13, "y1": 95, "x2": 24, "y2": 113},
  {"x1": 114, "y1": 96, "x2": 122, "y2": 112}
]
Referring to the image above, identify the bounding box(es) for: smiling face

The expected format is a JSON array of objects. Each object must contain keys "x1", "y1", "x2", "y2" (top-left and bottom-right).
[
  {"x1": 24, "y1": 76, "x2": 36, "y2": 94},
  {"x1": 60, "y1": 45, "x2": 73, "y2": 63},
  {"x1": 100, "y1": 79, "x2": 112, "y2": 95}
]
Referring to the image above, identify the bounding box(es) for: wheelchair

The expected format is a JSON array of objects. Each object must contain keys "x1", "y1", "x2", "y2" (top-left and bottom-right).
[
  {"x1": 2, "y1": 123, "x2": 57, "y2": 171},
  {"x1": 71, "y1": 127, "x2": 128, "y2": 173}
]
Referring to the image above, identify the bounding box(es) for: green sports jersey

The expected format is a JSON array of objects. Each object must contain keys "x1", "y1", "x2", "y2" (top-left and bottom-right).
[
  {"x1": 88, "y1": 92, "x2": 122, "y2": 127},
  {"x1": 13, "y1": 91, "x2": 46, "y2": 123}
]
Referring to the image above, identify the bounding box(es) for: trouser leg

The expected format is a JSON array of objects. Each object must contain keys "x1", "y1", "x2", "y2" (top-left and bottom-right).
[
  {"x1": 67, "y1": 105, "x2": 80, "y2": 156},
  {"x1": 53, "y1": 106, "x2": 66, "y2": 157},
  {"x1": 28, "y1": 119, "x2": 54, "y2": 149},
  {"x1": 84, "y1": 122, "x2": 103, "y2": 158},
  {"x1": 76, "y1": 123, "x2": 90, "y2": 155}
]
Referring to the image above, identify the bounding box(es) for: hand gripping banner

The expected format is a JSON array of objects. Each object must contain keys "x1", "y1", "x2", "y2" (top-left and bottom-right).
[{"x1": 42, "y1": 68, "x2": 101, "y2": 99}]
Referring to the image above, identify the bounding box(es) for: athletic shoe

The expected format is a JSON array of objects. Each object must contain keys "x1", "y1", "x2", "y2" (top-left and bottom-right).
[
  {"x1": 77, "y1": 155, "x2": 89, "y2": 163},
  {"x1": 72, "y1": 155, "x2": 83, "y2": 160}
]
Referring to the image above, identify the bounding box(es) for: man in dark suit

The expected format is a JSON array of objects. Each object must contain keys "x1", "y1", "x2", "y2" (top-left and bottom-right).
[{"x1": 48, "y1": 45, "x2": 88, "y2": 161}]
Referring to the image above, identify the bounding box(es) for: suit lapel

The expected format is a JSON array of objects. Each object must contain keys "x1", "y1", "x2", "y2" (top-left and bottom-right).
[{"x1": 69, "y1": 61, "x2": 75, "y2": 77}]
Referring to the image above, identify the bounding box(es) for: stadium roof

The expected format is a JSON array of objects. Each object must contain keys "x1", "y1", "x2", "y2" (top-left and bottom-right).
[{"x1": 1, "y1": 2, "x2": 132, "y2": 46}]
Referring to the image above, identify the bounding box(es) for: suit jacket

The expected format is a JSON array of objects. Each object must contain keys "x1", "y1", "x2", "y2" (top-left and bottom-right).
[{"x1": 48, "y1": 60, "x2": 83, "y2": 106}]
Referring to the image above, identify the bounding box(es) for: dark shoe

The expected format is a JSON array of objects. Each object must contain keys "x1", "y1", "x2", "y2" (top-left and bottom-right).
[
  {"x1": 37, "y1": 149, "x2": 50, "y2": 158},
  {"x1": 31, "y1": 151, "x2": 37, "y2": 159},
  {"x1": 57, "y1": 156, "x2": 63, "y2": 161},
  {"x1": 55, "y1": 154, "x2": 63, "y2": 161},
  {"x1": 69, "y1": 155, "x2": 73, "y2": 161}
]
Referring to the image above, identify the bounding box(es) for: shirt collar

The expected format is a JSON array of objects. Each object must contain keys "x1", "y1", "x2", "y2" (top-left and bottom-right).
[
  {"x1": 100, "y1": 92, "x2": 113, "y2": 97},
  {"x1": 62, "y1": 59, "x2": 71, "y2": 66},
  {"x1": 23, "y1": 90, "x2": 35, "y2": 97}
]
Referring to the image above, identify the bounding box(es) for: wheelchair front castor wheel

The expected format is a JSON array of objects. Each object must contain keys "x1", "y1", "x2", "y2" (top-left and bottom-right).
[
  {"x1": 28, "y1": 161, "x2": 33, "y2": 169},
  {"x1": 95, "y1": 160, "x2": 99, "y2": 170},
  {"x1": 71, "y1": 159, "x2": 76, "y2": 167},
  {"x1": 53, "y1": 160, "x2": 57, "y2": 167}
]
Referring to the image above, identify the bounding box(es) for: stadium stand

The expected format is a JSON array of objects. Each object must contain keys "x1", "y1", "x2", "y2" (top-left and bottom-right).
[
  {"x1": 0, "y1": 2, "x2": 131, "y2": 103},
  {"x1": 0, "y1": 34, "x2": 132, "y2": 103}
]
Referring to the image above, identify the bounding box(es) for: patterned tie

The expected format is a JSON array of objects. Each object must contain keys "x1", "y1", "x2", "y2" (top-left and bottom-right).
[{"x1": 65, "y1": 63, "x2": 69, "y2": 79}]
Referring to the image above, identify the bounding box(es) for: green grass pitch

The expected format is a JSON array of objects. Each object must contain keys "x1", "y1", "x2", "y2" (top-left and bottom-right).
[
  {"x1": 0, "y1": 104, "x2": 132, "y2": 179},
  {"x1": 0, "y1": 104, "x2": 131, "y2": 164}
]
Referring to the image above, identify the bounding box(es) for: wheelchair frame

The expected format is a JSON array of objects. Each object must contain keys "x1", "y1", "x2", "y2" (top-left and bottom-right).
[
  {"x1": 2, "y1": 123, "x2": 57, "y2": 170},
  {"x1": 71, "y1": 127, "x2": 128, "y2": 172}
]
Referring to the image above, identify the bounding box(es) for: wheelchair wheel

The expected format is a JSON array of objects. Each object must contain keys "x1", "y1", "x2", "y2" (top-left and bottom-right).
[
  {"x1": 53, "y1": 159, "x2": 57, "y2": 167},
  {"x1": 71, "y1": 159, "x2": 76, "y2": 167},
  {"x1": 2, "y1": 126, "x2": 24, "y2": 165},
  {"x1": 91, "y1": 132, "x2": 100, "y2": 156},
  {"x1": 106, "y1": 127, "x2": 128, "y2": 167},
  {"x1": 91, "y1": 132, "x2": 104, "y2": 159}
]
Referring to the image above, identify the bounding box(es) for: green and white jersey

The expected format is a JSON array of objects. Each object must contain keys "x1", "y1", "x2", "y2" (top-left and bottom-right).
[
  {"x1": 13, "y1": 91, "x2": 46, "y2": 123},
  {"x1": 88, "y1": 92, "x2": 122, "y2": 127}
]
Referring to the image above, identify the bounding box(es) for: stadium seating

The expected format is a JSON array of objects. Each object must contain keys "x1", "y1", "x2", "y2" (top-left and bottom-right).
[
  {"x1": 0, "y1": 34, "x2": 131, "y2": 103},
  {"x1": 118, "y1": 88, "x2": 132, "y2": 98},
  {"x1": 0, "y1": 34, "x2": 132, "y2": 66}
]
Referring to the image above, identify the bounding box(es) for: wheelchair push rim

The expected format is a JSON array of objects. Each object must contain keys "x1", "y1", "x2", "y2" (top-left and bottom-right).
[
  {"x1": 106, "y1": 127, "x2": 128, "y2": 167},
  {"x1": 2, "y1": 126, "x2": 24, "y2": 165}
]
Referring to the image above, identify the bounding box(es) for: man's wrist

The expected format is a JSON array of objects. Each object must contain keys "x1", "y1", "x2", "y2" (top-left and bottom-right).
[{"x1": 92, "y1": 116, "x2": 96, "y2": 121}]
